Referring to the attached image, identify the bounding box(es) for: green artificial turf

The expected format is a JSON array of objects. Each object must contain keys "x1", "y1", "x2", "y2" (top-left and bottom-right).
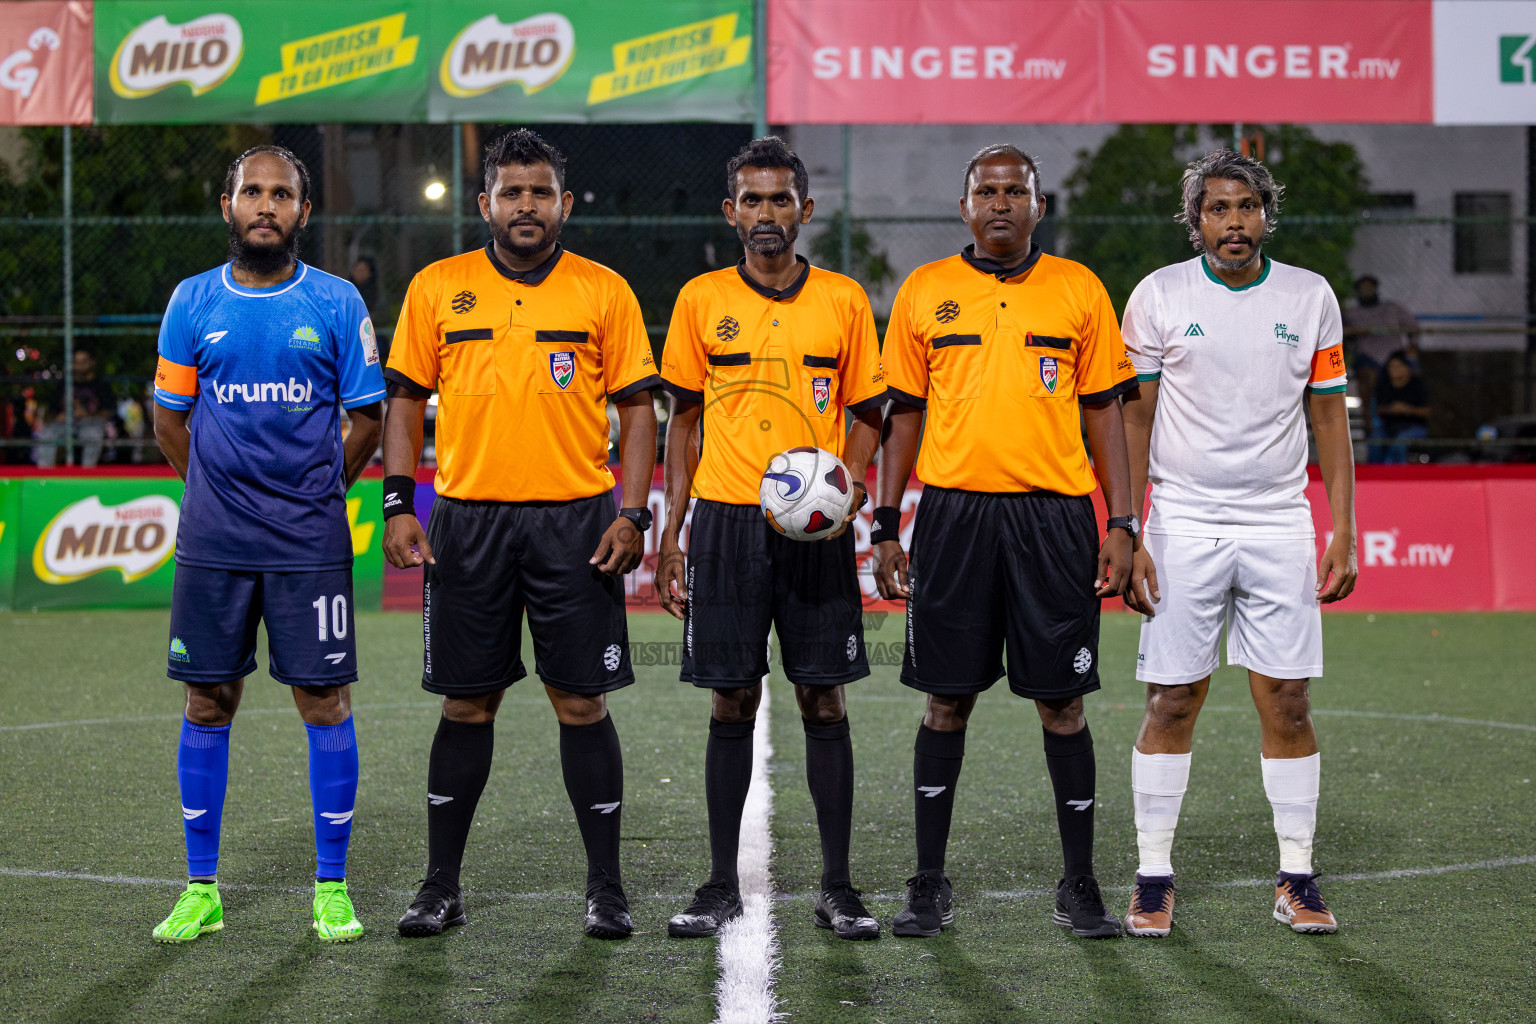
[{"x1": 0, "y1": 610, "x2": 1532, "y2": 1023}]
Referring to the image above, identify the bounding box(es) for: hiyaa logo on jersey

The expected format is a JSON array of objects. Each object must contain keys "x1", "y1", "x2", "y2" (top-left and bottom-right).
[
  {"x1": 212, "y1": 378, "x2": 314, "y2": 405},
  {"x1": 1274, "y1": 322, "x2": 1299, "y2": 347},
  {"x1": 33, "y1": 495, "x2": 180, "y2": 585},
  {"x1": 441, "y1": 13, "x2": 575, "y2": 98},
  {"x1": 110, "y1": 14, "x2": 243, "y2": 99}
]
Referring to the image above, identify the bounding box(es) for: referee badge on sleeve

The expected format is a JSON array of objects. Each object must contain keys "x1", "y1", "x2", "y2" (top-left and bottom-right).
[{"x1": 549, "y1": 351, "x2": 575, "y2": 390}]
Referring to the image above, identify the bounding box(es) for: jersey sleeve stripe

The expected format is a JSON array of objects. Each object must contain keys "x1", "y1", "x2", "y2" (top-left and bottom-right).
[
  {"x1": 383, "y1": 367, "x2": 433, "y2": 399},
  {"x1": 1307, "y1": 382, "x2": 1348, "y2": 395},
  {"x1": 1136, "y1": 371, "x2": 1162, "y2": 382},
  {"x1": 1078, "y1": 376, "x2": 1139, "y2": 405},
  {"x1": 153, "y1": 389, "x2": 194, "y2": 410},
  {"x1": 609, "y1": 374, "x2": 662, "y2": 402},
  {"x1": 886, "y1": 385, "x2": 928, "y2": 410},
  {"x1": 659, "y1": 377, "x2": 704, "y2": 404},
  {"x1": 341, "y1": 387, "x2": 386, "y2": 408},
  {"x1": 845, "y1": 389, "x2": 889, "y2": 415}
]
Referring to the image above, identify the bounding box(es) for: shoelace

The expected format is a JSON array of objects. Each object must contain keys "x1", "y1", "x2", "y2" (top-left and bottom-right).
[
  {"x1": 172, "y1": 888, "x2": 215, "y2": 919},
  {"x1": 315, "y1": 885, "x2": 351, "y2": 918},
  {"x1": 586, "y1": 871, "x2": 628, "y2": 909},
  {"x1": 410, "y1": 876, "x2": 459, "y2": 910},
  {"x1": 823, "y1": 884, "x2": 869, "y2": 912},
  {"x1": 904, "y1": 874, "x2": 944, "y2": 906},
  {"x1": 686, "y1": 880, "x2": 738, "y2": 913},
  {"x1": 1066, "y1": 876, "x2": 1107, "y2": 912},
  {"x1": 1279, "y1": 873, "x2": 1328, "y2": 912},
  {"x1": 1132, "y1": 879, "x2": 1175, "y2": 915}
]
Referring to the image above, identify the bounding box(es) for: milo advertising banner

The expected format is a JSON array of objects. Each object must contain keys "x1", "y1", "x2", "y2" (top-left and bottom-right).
[
  {"x1": 2, "y1": 476, "x2": 384, "y2": 612},
  {"x1": 94, "y1": 1, "x2": 755, "y2": 124},
  {"x1": 95, "y1": 0, "x2": 428, "y2": 123},
  {"x1": 429, "y1": 1, "x2": 754, "y2": 122}
]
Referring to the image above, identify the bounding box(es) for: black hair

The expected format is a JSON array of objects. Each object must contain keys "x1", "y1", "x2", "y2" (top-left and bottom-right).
[
  {"x1": 1355, "y1": 274, "x2": 1379, "y2": 288},
  {"x1": 482, "y1": 128, "x2": 567, "y2": 194},
  {"x1": 223, "y1": 145, "x2": 311, "y2": 205},
  {"x1": 725, "y1": 136, "x2": 809, "y2": 202},
  {"x1": 963, "y1": 144, "x2": 1041, "y2": 196}
]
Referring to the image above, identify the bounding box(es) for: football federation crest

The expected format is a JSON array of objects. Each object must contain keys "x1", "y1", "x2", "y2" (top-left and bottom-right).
[
  {"x1": 1039, "y1": 356, "x2": 1059, "y2": 394},
  {"x1": 935, "y1": 299, "x2": 960, "y2": 324},
  {"x1": 549, "y1": 351, "x2": 575, "y2": 390},
  {"x1": 716, "y1": 315, "x2": 740, "y2": 341},
  {"x1": 452, "y1": 290, "x2": 476, "y2": 314},
  {"x1": 812, "y1": 376, "x2": 831, "y2": 414}
]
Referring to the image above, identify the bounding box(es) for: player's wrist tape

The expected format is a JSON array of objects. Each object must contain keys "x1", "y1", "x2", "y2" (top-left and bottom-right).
[
  {"x1": 383, "y1": 475, "x2": 416, "y2": 520},
  {"x1": 869, "y1": 506, "x2": 901, "y2": 544}
]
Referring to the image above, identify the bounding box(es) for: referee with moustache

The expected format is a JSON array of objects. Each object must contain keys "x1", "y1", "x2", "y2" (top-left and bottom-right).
[
  {"x1": 874, "y1": 144, "x2": 1139, "y2": 939},
  {"x1": 655, "y1": 137, "x2": 888, "y2": 940},
  {"x1": 381, "y1": 129, "x2": 660, "y2": 940}
]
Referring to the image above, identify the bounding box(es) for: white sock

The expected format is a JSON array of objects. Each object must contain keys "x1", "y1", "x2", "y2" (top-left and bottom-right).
[
  {"x1": 1132, "y1": 749, "x2": 1191, "y2": 877},
  {"x1": 1261, "y1": 753, "x2": 1320, "y2": 875}
]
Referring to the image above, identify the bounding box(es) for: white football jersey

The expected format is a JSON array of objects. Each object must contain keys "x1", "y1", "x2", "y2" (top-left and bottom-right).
[{"x1": 1123, "y1": 256, "x2": 1346, "y2": 537}]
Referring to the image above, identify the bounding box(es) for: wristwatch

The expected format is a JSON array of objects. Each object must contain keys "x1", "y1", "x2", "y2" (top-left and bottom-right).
[
  {"x1": 618, "y1": 506, "x2": 654, "y2": 532},
  {"x1": 1105, "y1": 514, "x2": 1141, "y2": 540}
]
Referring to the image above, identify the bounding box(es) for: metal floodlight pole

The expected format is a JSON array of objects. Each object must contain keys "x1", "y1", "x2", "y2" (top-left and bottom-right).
[
  {"x1": 62, "y1": 124, "x2": 75, "y2": 466},
  {"x1": 451, "y1": 122, "x2": 464, "y2": 254},
  {"x1": 753, "y1": 0, "x2": 768, "y2": 138},
  {"x1": 840, "y1": 124, "x2": 853, "y2": 277}
]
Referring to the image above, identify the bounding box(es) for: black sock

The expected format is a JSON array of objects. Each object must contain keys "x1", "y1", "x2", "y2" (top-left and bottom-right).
[
  {"x1": 914, "y1": 724, "x2": 966, "y2": 875},
  {"x1": 559, "y1": 714, "x2": 625, "y2": 889},
  {"x1": 425, "y1": 717, "x2": 494, "y2": 887},
  {"x1": 1043, "y1": 724, "x2": 1096, "y2": 878},
  {"x1": 705, "y1": 717, "x2": 755, "y2": 889},
  {"x1": 803, "y1": 716, "x2": 854, "y2": 889}
]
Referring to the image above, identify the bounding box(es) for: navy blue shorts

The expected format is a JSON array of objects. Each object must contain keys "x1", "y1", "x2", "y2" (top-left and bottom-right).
[{"x1": 167, "y1": 564, "x2": 357, "y2": 687}]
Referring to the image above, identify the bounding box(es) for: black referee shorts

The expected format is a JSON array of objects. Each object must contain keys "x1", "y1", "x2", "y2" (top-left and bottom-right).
[
  {"x1": 420, "y1": 493, "x2": 633, "y2": 698},
  {"x1": 681, "y1": 499, "x2": 869, "y2": 689},
  {"x1": 902, "y1": 486, "x2": 1102, "y2": 701}
]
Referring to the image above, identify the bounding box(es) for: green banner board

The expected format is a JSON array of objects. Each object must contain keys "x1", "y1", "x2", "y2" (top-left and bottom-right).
[
  {"x1": 0, "y1": 480, "x2": 18, "y2": 611},
  {"x1": 3, "y1": 476, "x2": 383, "y2": 612},
  {"x1": 94, "y1": 1, "x2": 754, "y2": 125}
]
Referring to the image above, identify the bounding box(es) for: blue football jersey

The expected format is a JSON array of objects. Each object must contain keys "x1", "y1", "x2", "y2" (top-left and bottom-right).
[{"x1": 154, "y1": 262, "x2": 386, "y2": 572}]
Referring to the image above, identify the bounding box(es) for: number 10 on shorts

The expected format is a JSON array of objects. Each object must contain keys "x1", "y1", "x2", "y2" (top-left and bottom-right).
[{"x1": 312, "y1": 594, "x2": 350, "y2": 642}]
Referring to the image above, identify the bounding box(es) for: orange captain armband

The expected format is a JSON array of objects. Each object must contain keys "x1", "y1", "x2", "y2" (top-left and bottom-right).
[{"x1": 155, "y1": 355, "x2": 199, "y2": 398}]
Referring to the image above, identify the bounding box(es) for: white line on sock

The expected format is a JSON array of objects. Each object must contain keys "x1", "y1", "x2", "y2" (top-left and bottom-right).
[{"x1": 713, "y1": 676, "x2": 782, "y2": 1024}]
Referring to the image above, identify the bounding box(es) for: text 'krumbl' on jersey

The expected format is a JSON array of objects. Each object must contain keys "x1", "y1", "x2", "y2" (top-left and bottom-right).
[
  {"x1": 660, "y1": 257, "x2": 888, "y2": 506},
  {"x1": 1122, "y1": 256, "x2": 1347, "y2": 537},
  {"x1": 385, "y1": 243, "x2": 661, "y2": 503},
  {"x1": 882, "y1": 245, "x2": 1138, "y2": 495},
  {"x1": 154, "y1": 262, "x2": 386, "y2": 572}
]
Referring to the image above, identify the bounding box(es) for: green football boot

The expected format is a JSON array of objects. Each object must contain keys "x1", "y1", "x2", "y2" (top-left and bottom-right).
[
  {"x1": 151, "y1": 881, "x2": 224, "y2": 943},
  {"x1": 312, "y1": 879, "x2": 364, "y2": 942}
]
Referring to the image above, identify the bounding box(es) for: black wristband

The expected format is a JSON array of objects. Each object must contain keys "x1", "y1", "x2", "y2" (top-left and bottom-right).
[
  {"x1": 383, "y1": 475, "x2": 416, "y2": 520},
  {"x1": 869, "y1": 505, "x2": 901, "y2": 544}
]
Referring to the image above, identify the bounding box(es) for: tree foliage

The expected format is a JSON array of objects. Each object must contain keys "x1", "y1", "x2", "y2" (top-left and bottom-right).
[{"x1": 1062, "y1": 124, "x2": 1370, "y2": 313}]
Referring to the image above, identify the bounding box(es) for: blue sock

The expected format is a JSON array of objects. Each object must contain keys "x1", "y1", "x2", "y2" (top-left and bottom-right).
[
  {"x1": 178, "y1": 719, "x2": 231, "y2": 880},
  {"x1": 305, "y1": 717, "x2": 358, "y2": 881}
]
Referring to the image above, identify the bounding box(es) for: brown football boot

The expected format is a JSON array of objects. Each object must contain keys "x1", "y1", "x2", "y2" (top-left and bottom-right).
[
  {"x1": 1124, "y1": 874, "x2": 1175, "y2": 937},
  {"x1": 1273, "y1": 871, "x2": 1338, "y2": 934}
]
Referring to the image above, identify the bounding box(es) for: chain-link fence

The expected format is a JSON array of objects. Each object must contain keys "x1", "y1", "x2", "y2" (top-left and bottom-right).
[{"x1": 4, "y1": 124, "x2": 1535, "y2": 467}]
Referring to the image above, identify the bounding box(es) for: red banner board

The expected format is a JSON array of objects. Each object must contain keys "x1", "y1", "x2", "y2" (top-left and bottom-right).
[
  {"x1": 1103, "y1": 0, "x2": 1433, "y2": 124},
  {"x1": 0, "y1": 1, "x2": 92, "y2": 125},
  {"x1": 767, "y1": 0, "x2": 1436, "y2": 124},
  {"x1": 767, "y1": 0, "x2": 1100, "y2": 124}
]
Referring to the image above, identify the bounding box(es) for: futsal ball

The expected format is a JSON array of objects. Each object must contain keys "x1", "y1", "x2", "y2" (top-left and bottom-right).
[{"x1": 759, "y1": 446, "x2": 856, "y2": 542}]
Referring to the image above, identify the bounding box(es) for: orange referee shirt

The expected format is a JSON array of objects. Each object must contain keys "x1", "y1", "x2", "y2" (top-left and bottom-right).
[
  {"x1": 660, "y1": 257, "x2": 887, "y2": 506},
  {"x1": 386, "y1": 243, "x2": 660, "y2": 502},
  {"x1": 883, "y1": 244, "x2": 1137, "y2": 495}
]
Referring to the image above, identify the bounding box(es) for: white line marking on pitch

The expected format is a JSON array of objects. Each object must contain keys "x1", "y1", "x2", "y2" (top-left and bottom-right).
[{"x1": 713, "y1": 675, "x2": 782, "y2": 1024}]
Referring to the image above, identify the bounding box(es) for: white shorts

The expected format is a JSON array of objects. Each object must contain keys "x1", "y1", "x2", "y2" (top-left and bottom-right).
[{"x1": 1135, "y1": 533, "x2": 1323, "y2": 686}]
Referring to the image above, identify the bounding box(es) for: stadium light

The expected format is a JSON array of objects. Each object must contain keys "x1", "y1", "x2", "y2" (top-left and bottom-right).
[{"x1": 423, "y1": 181, "x2": 447, "y2": 202}]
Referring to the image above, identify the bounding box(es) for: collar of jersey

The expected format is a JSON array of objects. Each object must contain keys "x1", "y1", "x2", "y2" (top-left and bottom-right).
[
  {"x1": 220, "y1": 260, "x2": 309, "y2": 297},
  {"x1": 736, "y1": 255, "x2": 810, "y2": 300},
  {"x1": 1200, "y1": 253, "x2": 1271, "y2": 291},
  {"x1": 960, "y1": 242, "x2": 1042, "y2": 281},
  {"x1": 484, "y1": 240, "x2": 563, "y2": 285}
]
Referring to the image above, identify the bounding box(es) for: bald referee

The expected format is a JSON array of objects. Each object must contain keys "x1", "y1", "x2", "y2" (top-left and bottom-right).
[
  {"x1": 382, "y1": 129, "x2": 659, "y2": 940},
  {"x1": 874, "y1": 144, "x2": 1138, "y2": 939}
]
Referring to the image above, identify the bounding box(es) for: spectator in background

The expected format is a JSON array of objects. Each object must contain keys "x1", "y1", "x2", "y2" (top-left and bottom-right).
[
  {"x1": 1343, "y1": 275, "x2": 1419, "y2": 413},
  {"x1": 31, "y1": 346, "x2": 117, "y2": 467},
  {"x1": 1368, "y1": 351, "x2": 1431, "y2": 464}
]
